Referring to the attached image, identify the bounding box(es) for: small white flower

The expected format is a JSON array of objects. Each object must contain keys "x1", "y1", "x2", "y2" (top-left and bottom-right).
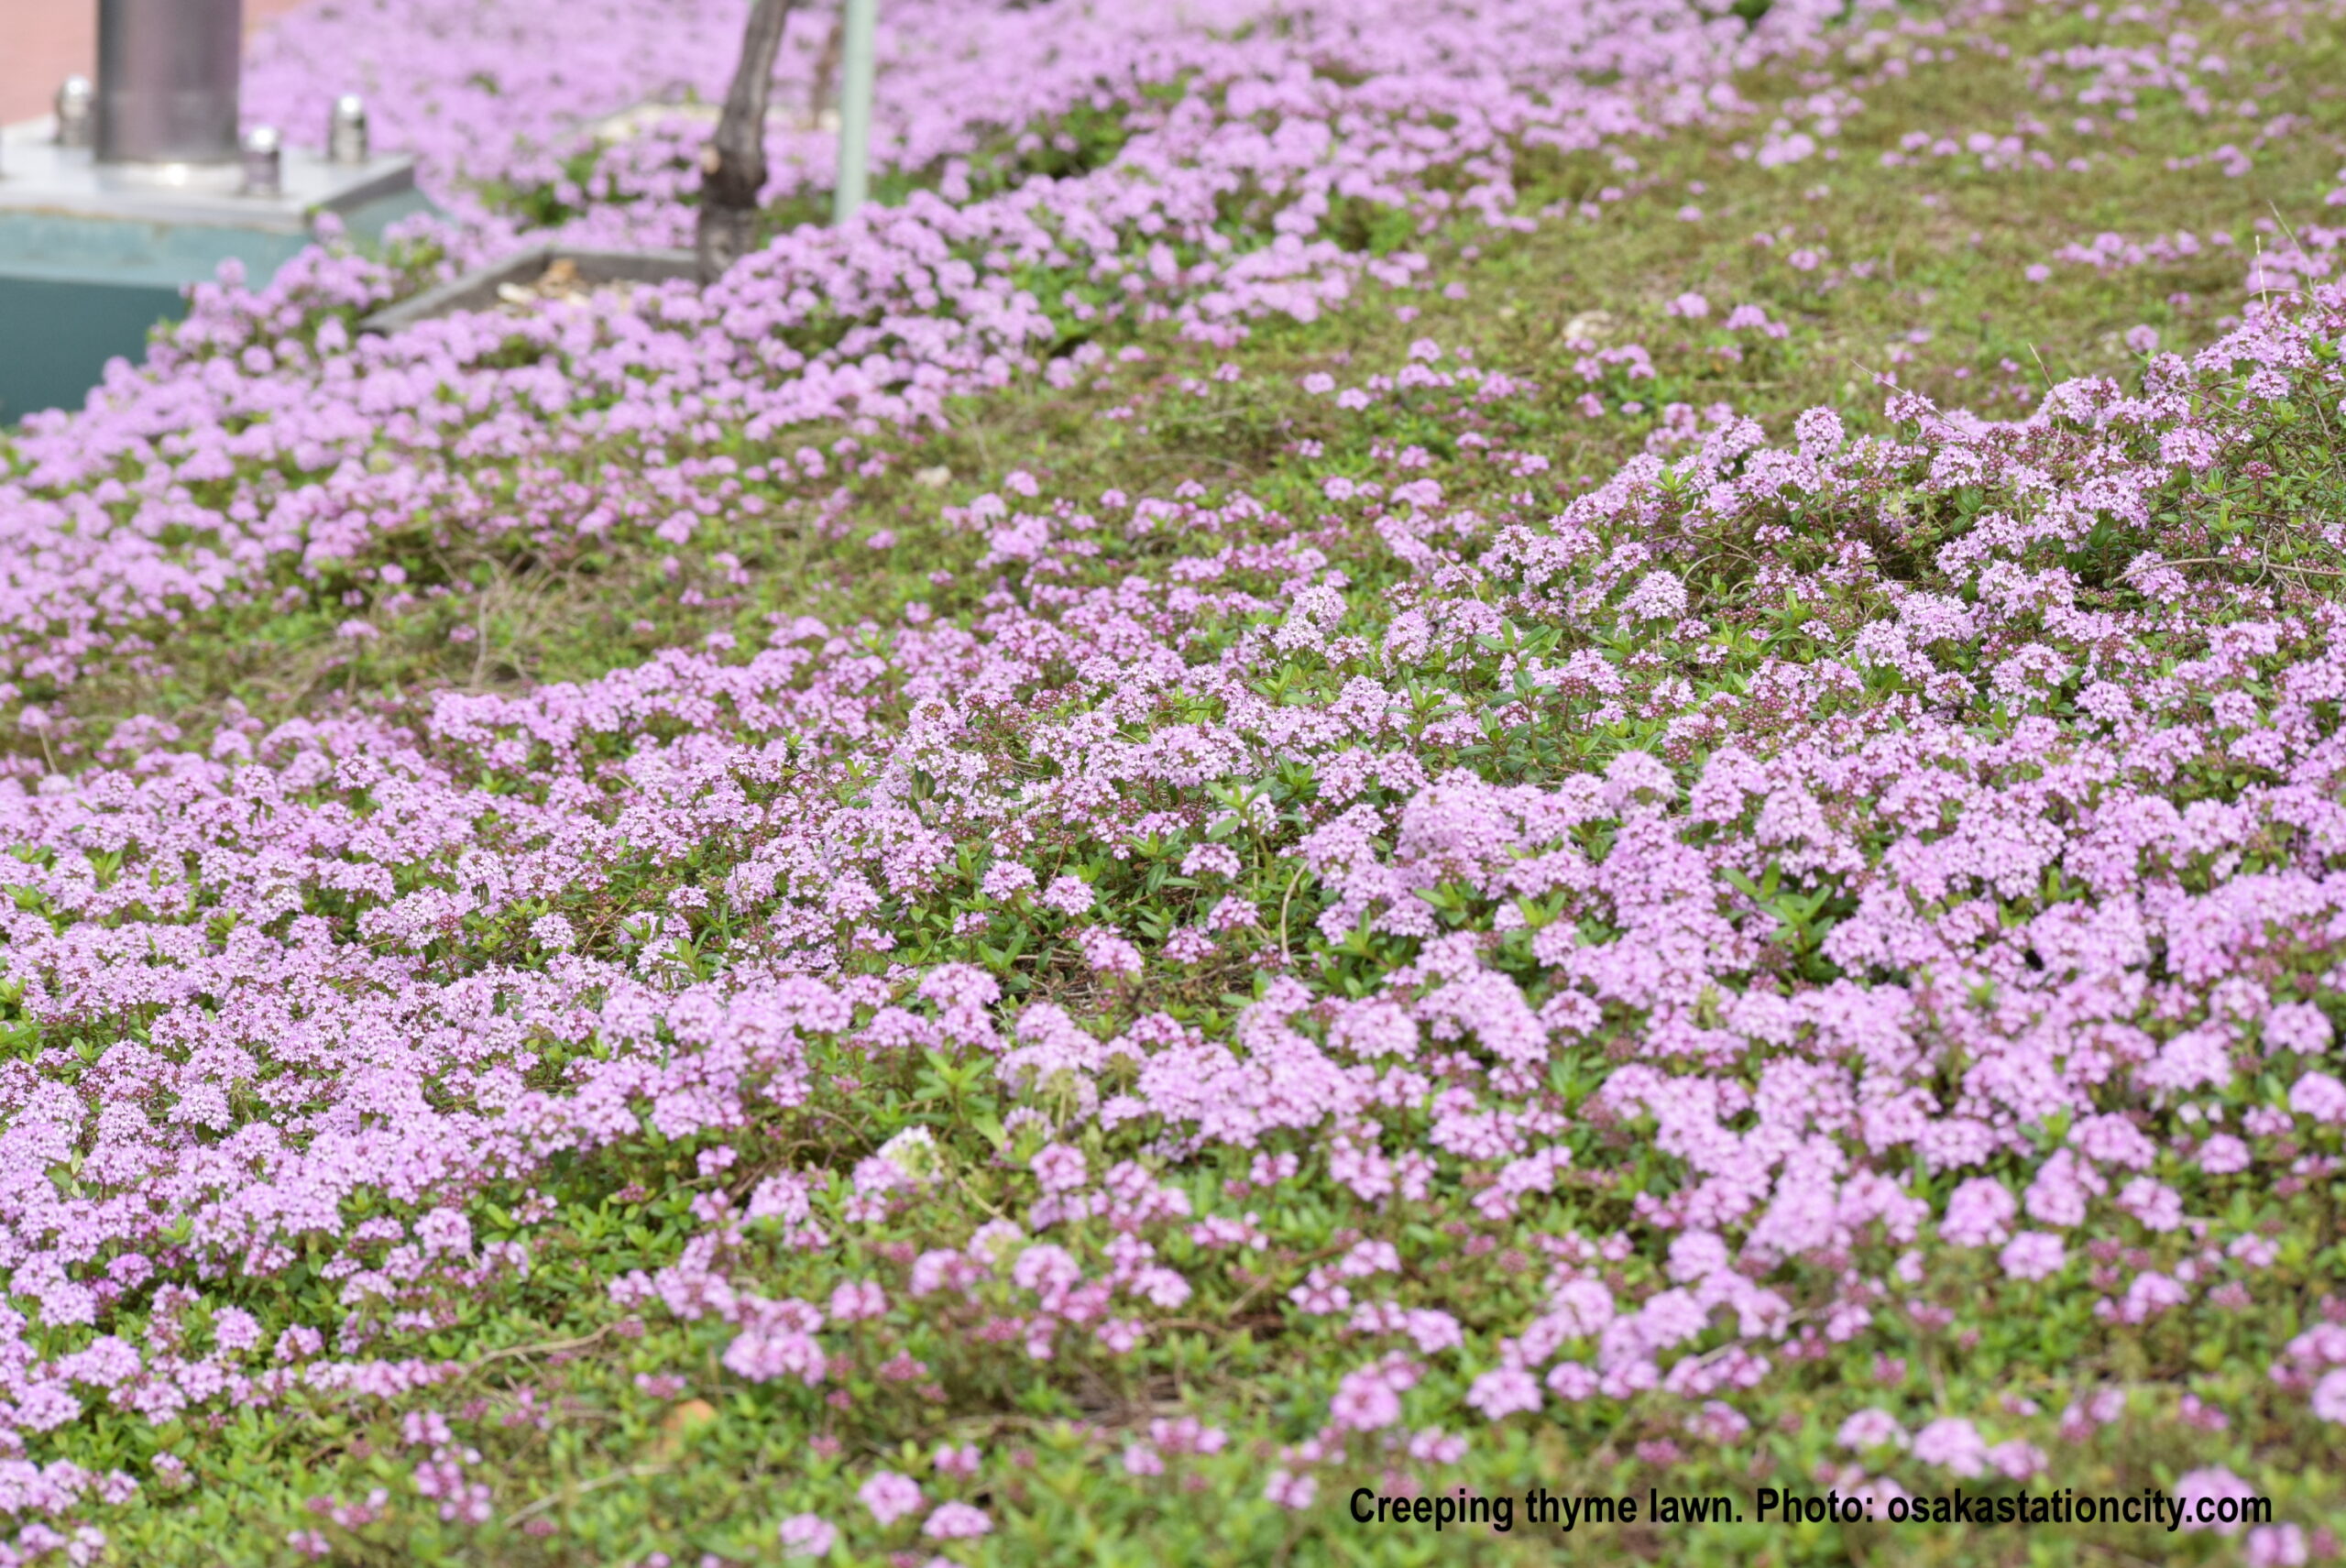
[{"x1": 877, "y1": 1125, "x2": 944, "y2": 1187}]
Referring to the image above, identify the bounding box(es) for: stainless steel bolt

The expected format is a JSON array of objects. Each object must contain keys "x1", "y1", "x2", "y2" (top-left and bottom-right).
[
  {"x1": 241, "y1": 124, "x2": 283, "y2": 196},
  {"x1": 55, "y1": 76, "x2": 96, "y2": 148},
  {"x1": 328, "y1": 93, "x2": 369, "y2": 163}
]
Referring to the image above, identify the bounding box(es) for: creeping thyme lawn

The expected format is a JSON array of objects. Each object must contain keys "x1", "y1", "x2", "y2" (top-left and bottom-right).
[{"x1": 2, "y1": 0, "x2": 2346, "y2": 1563}]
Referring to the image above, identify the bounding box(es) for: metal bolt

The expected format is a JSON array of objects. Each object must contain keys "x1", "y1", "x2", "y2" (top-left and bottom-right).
[
  {"x1": 328, "y1": 93, "x2": 369, "y2": 163},
  {"x1": 55, "y1": 76, "x2": 96, "y2": 148},
  {"x1": 241, "y1": 124, "x2": 283, "y2": 196}
]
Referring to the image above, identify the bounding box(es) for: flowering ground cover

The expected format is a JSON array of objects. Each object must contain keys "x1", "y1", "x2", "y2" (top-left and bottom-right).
[{"x1": 4, "y1": 0, "x2": 2346, "y2": 1563}]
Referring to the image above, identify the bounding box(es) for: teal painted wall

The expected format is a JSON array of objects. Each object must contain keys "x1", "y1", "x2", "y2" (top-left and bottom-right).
[{"x1": 0, "y1": 186, "x2": 433, "y2": 422}]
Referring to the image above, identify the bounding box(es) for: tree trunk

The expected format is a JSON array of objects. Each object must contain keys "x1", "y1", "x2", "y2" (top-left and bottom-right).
[{"x1": 697, "y1": 0, "x2": 795, "y2": 286}]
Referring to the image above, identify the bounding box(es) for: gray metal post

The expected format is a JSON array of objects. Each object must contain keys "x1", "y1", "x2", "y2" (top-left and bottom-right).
[
  {"x1": 833, "y1": 0, "x2": 875, "y2": 223},
  {"x1": 95, "y1": 0, "x2": 246, "y2": 164}
]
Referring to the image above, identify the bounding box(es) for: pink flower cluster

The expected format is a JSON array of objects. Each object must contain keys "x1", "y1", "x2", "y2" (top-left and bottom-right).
[{"x1": 0, "y1": 281, "x2": 2338, "y2": 1529}]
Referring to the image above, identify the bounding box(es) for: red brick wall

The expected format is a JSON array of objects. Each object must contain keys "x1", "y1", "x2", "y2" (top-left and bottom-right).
[{"x1": 0, "y1": 0, "x2": 311, "y2": 125}]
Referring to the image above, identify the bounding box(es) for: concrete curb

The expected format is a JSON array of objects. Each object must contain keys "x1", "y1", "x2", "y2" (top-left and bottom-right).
[{"x1": 358, "y1": 246, "x2": 699, "y2": 334}]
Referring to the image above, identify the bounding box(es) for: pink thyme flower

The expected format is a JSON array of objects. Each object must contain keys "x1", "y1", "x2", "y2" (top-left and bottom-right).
[
  {"x1": 921, "y1": 1502, "x2": 992, "y2": 1540},
  {"x1": 859, "y1": 1471, "x2": 922, "y2": 1527},
  {"x1": 1836, "y1": 1409, "x2": 1908, "y2": 1452},
  {"x1": 1912, "y1": 1419, "x2": 1988, "y2": 1477},
  {"x1": 779, "y1": 1515, "x2": 836, "y2": 1557},
  {"x1": 1039, "y1": 875, "x2": 1095, "y2": 916},
  {"x1": 1999, "y1": 1233, "x2": 2066, "y2": 1282}
]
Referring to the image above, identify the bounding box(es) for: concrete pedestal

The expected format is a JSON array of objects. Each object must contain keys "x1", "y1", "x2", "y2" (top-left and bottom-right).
[{"x1": 0, "y1": 115, "x2": 433, "y2": 422}]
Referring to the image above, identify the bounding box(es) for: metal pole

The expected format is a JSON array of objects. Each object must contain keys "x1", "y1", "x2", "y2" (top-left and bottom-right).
[
  {"x1": 833, "y1": 0, "x2": 875, "y2": 224},
  {"x1": 95, "y1": 0, "x2": 245, "y2": 164}
]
